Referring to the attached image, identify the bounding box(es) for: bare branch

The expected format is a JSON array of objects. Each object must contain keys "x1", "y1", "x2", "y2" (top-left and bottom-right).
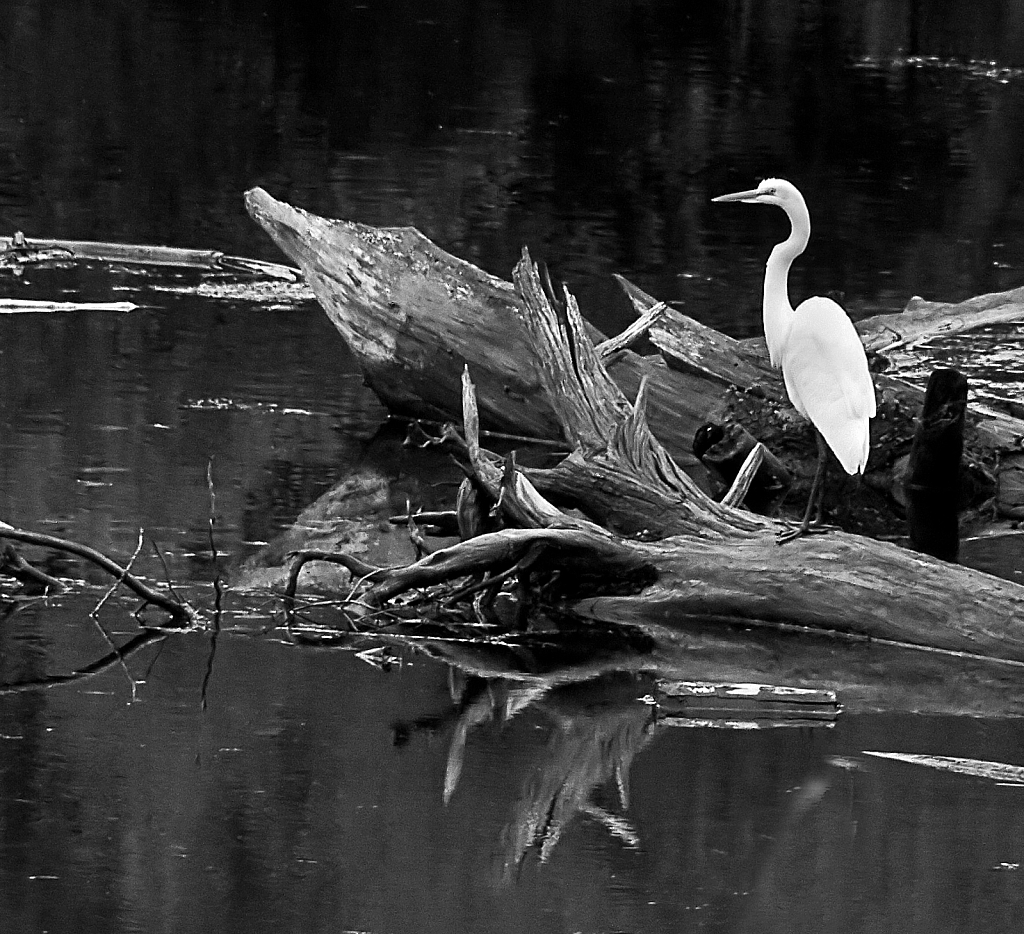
[{"x1": 0, "y1": 524, "x2": 194, "y2": 624}]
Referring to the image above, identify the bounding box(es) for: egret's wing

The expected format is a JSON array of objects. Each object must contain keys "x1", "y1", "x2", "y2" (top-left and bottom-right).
[{"x1": 783, "y1": 297, "x2": 876, "y2": 473}]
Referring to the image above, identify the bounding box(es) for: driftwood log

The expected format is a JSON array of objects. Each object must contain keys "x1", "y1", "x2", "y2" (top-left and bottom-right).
[
  {"x1": 245, "y1": 187, "x2": 1024, "y2": 531},
  {"x1": 246, "y1": 188, "x2": 1024, "y2": 663},
  {"x1": 0, "y1": 231, "x2": 299, "y2": 280}
]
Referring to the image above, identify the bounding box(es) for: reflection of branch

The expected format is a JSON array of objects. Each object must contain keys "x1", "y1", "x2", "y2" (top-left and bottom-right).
[
  {"x1": 0, "y1": 630, "x2": 166, "y2": 695},
  {"x1": 442, "y1": 680, "x2": 547, "y2": 804},
  {"x1": 89, "y1": 528, "x2": 146, "y2": 700},
  {"x1": 444, "y1": 685, "x2": 503, "y2": 804},
  {"x1": 0, "y1": 525, "x2": 194, "y2": 623},
  {"x1": 579, "y1": 802, "x2": 640, "y2": 848},
  {"x1": 497, "y1": 680, "x2": 656, "y2": 882}
]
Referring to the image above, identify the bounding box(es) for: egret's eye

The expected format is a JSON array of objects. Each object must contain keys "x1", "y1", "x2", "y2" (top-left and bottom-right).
[{"x1": 761, "y1": 188, "x2": 777, "y2": 197}]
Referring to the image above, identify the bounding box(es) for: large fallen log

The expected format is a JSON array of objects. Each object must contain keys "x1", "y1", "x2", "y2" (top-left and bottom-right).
[
  {"x1": 244, "y1": 188, "x2": 1024, "y2": 535},
  {"x1": 244, "y1": 225, "x2": 1024, "y2": 664},
  {"x1": 244, "y1": 188, "x2": 759, "y2": 481}
]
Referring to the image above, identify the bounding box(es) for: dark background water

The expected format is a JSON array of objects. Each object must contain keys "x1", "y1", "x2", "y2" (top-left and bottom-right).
[
  {"x1": 1, "y1": 2, "x2": 1024, "y2": 932},
  {"x1": 5, "y1": 0, "x2": 1024, "y2": 331}
]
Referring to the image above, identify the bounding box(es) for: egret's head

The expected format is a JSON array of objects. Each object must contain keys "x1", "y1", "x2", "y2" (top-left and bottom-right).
[{"x1": 712, "y1": 178, "x2": 804, "y2": 210}]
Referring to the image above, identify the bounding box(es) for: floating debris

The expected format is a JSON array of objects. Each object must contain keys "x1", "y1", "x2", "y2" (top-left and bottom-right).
[
  {"x1": 182, "y1": 398, "x2": 330, "y2": 416},
  {"x1": 150, "y1": 279, "x2": 315, "y2": 304},
  {"x1": 863, "y1": 751, "x2": 1024, "y2": 784},
  {"x1": 0, "y1": 232, "x2": 301, "y2": 280},
  {"x1": 0, "y1": 299, "x2": 138, "y2": 314},
  {"x1": 656, "y1": 681, "x2": 840, "y2": 729}
]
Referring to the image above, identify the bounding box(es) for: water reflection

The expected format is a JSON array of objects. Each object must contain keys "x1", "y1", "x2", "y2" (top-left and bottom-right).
[{"x1": 1, "y1": 592, "x2": 1024, "y2": 932}]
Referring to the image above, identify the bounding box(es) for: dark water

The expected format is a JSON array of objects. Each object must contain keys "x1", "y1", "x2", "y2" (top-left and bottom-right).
[{"x1": 2, "y1": 2, "x2": 1024, "y2": 932}]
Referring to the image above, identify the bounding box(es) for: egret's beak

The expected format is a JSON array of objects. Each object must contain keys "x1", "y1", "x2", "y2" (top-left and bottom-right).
[{"x1": 711, "y1": 188, "x2": 762, "y2": 203}]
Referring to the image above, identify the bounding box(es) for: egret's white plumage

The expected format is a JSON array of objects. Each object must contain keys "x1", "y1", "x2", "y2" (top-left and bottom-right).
[
  {"x1": 712, "y1": 177, "x2": 876, "y2": 536},
  {"x1": 782, "y1": 295, "x2": 874, "y2": 474}
]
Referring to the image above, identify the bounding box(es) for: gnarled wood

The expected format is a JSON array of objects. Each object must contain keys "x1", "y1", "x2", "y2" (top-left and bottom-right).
[
  {"x1": 245, "y1": 188, "x2": 745, "y2": 480},
  {"x1": 245, "y1": 188, "x2": 1024, "y2": 539},
  {"x1": 264, "y1": 244, "x2": 1024, "y2": 663},
  {"x1": 616, "y1": 273, "x2": 1024, "y2": 461}
]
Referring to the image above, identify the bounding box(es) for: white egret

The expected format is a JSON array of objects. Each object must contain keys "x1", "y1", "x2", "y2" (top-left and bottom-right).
[{"x1": 712, "y1": 178, "x2": 876, "y2": 541}]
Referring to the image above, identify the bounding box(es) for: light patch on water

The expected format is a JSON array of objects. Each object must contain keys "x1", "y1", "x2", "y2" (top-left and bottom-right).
[
  {"x1": 885, "y1": 322, "x2": 1024, "y2": 413},
  {"x1": 183, "y1": 398, "x2": 330, "y2": 416},
  {"x1": 863, "y1": 751, "x2": 1024, "y2": 783},
  {"x1": 853, "y1": 54, "x2": 1024, "y2": 84},
  {"x1": 149, "y1": 279, "x2": 315, "y2": 304}
]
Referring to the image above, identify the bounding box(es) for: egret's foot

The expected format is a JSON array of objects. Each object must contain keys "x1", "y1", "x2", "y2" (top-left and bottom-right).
[{"x1": 775, "y1": 520, "x2": 836, "y2": 545}]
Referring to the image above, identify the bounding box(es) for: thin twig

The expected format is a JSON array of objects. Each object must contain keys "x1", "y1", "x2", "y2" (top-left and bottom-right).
[
  {"x1": 283, "y1": 549, "x2": 389, "y2": 607},
  {"x1": 285, "y1": 599, "x2": 401, "y2": 636},
  {"x1": 388, "y1": 509, "x2": 459, "y2": 528},
  {"x1": 404, "y1": 417, "x2": 567, "y2": 451},
  {"x1": 283, "y1": 557, "x2": 395, "y2": 634},
  {"x1": 150, "y1": 539, "x2": 188, "y2": 607},
  {"x1": 91, "y1": 528, "x2": 146, "y2": 619},
  {"x1": 444, "y1": 569, "x2": 512, "y2": 606},
  {"x1": 206, "y1": 458, "x2": 224, "y2": 619},
  {"x1": 200, "y1": 628, "x2": 218, "y2": 713},
  {"x1": 407, "y1": 499, "x2": 432, "y2": 559},
  {"x1": 89, "y1": 528, "x2": 146, "y2": 701}
]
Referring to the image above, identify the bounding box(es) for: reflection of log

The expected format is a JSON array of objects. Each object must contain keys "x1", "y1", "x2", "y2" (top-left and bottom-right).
[
  {"x1": 497, "y1": 672, "x2": 652, "y2": 879},
  {"x1": 396, "y1": 624, "x2": 1024, "y2": 719},
  {"x1": 245, "y1": 187, "x2": 1024, "y2": 527}
]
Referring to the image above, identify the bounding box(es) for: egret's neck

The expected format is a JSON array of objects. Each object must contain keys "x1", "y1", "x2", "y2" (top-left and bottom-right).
[{"x1": 762, "y1": 201, "x2": 810, "y2": 366}]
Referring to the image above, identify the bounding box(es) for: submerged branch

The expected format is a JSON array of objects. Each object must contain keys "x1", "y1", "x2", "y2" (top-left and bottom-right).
[{"x1": 1, "y1": 232, "x2": 300, "y2": 280}]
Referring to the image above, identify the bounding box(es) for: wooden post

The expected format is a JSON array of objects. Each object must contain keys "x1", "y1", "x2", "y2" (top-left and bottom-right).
[{"x1": 905, "y1": 368, "x2": 967, "y2": 562}]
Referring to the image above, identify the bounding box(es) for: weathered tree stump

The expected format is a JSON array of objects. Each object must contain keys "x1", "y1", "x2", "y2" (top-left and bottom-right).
[{"x1": 905, "y1": 368, "x2": 967, "y2": 562}]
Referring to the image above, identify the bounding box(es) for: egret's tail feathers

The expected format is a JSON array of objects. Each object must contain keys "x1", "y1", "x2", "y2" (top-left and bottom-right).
[{"x1": 824, "y1": 419, "x2": 871, "y2": 475}]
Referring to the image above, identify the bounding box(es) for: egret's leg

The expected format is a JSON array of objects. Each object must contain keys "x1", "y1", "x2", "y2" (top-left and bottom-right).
[{"x1": 778, "y1": 429, "x2": 829, "y2": 544}]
